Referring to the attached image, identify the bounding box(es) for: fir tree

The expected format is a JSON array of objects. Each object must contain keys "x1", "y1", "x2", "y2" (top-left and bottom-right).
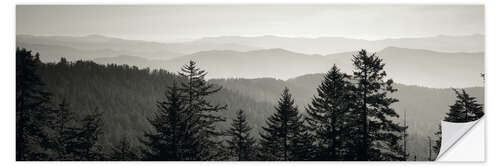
[
  {"x1": 226, "y1": 109, "x2": 256, "y2": 161},
  {"x1": 50, "y1": 99, "x2": 80, "y2": 160},
  {"x1": 110, "y1": 136, "x2": 139, "y2": 161},
  {"x1": 72, "y1": 108, "x2": 105, "y2": 160},
  {"x1": 445, "y1": 89, "x2": 484, "y2": 122},
  {"x1": 352, "y1": 49, "x2": 403, "y2": 161},
  {"x1": 16, "y1": 48, "x2": 54, "y2": 160},
  {"x1": 305, "y1": 65, "x2": 356, "y2": 160},
  {"x1": 259, "y1": 88, "x2": 312, "y2": 160},
  {"x1": 142, "y1": 83, "x2": 198, "y2": 160},
  {"x1": 178, "y1": 60, "x2": 227, "y2": 160}
]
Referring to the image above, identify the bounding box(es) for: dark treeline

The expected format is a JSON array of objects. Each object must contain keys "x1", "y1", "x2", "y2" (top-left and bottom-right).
[
  {"x1": 17, "y1": 48, "x2": 106, "y2": 160},
  {"x1": 16, "y1": 47, "x2": 482, "y2": 161}
]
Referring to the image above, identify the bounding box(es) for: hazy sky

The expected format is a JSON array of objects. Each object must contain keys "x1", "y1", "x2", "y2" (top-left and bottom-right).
[{"x1": 17, "y1": 5, "x2": 484, "y2": 42}]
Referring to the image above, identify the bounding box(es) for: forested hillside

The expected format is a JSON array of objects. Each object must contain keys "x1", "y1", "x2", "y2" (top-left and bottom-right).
[
  {"x1": 38, "y1": 59, "x2": 275, "y2": 151},
  {"x1": 18, "y1": 47, "x2": 484, "y2": 161},
  {"x1": 210, "y1": 74, "x2": 484, "y2": 160},
  {"x1": 38, "y1": 59, "x2": 484, "y2": 160}
]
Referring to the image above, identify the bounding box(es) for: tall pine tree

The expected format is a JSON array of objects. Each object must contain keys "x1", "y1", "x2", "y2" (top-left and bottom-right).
[
  {"x1": 16, "y1": 48, "x2": 54, "y2": 160},
  {"x1": 305, "y1": 65, "x2": 356, "y2": 160},
  {"x1": 178, "y1": 60, "x2": 227, "y2": 160},
  {"x1": 142, "y1": 82, "x2": 198, "y2": 160},
  {"x1": 225, "y1": 109, "x2": 256, "y2": 161},
  {"x1": 259, "y1": 87, "x2": 312, "y2": 161},
  {"x1": 352, "y1": 49, "x2": 404, "y2": 161}
]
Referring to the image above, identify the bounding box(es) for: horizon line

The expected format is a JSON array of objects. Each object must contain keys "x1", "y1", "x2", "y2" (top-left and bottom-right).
[{"x1": 16, "y1": 33, "x2": 485, "y2": 44}]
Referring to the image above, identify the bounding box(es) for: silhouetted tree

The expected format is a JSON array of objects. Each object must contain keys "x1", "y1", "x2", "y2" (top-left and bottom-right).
[
  {"x1": 352, "y1": 49, "x2": 404, "y2": 160},
  {"x1": 141, "y1": 83, "x2": 198, "y2": 160},
  {"x1": 445, "y1": 89, "x2": 484, "y2": 122},
  {"x1": 16, "y1": 48, "x2": 54, "y2": 160},
  {"x1": 72, "y1": 108, "x2": 105, "y2": 160},
  {"x1": 226, "y1": 109, "x2": 256, "y2": 161},
  {"x1": 110, "y1": 136, "x2": 139, "y2": 161},
  {"x1": 259, "y1": 88, "x2": 312, "y2": 160},
  {"x1": 178, "y1": 60, "x2": 227, "y2": 160},
  {"x1": 34, "y1": 59, "x2": 275, "y2": 160},
  {"x1": 305, "y1": 65, "x2": 356, "y2": 160},
  {"x1": 49, "y1": 99, "x2": 80, "y2": 160}
]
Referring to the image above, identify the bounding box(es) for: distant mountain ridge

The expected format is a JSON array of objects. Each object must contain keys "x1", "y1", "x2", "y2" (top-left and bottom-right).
[
  {"x1": 94, "y1": 47, "x2": 483, "y2": 88},
  {"x1": 17, "y1": 34, "x2": 484, "y2": 88},
  {"x1": 16, "y1": 34, "x2": 261, "y2": 61},
  {"x1": 96, "y1": 48, "x2": 332, "y2": 80},
  {"x1": 17, "y1": 34, "x2": 483, "y2": 59},
  {"x1": 325, "y1": 47, "x2": 484, "y2": 88},
  {"x1": 196, "y1": 34, "x2": 484, "y2": 54}
]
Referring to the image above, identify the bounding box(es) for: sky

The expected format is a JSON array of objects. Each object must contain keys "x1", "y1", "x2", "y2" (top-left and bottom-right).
[{"x1": 16, "y1": 5, "x2": 484, "y2": 43}]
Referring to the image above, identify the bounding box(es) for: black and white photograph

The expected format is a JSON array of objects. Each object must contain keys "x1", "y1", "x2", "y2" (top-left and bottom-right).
[{"x1": 11, "y1": 3, "x2": 489, "y2": 162}]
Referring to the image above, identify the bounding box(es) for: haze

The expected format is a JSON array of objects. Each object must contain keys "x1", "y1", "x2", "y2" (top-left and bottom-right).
[{"x1": 16, "y1": 5, "x2": 484, "y2": 42}]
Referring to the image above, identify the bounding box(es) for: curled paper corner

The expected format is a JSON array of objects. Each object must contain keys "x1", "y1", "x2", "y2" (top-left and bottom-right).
[{"x1": 436, "y1": 118, "x2": 484, "y2": 161}]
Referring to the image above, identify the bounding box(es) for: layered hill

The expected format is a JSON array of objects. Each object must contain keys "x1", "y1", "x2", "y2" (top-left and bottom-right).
[
  {"x1": 94, "y1": 47, "x2": 483, "y2": 88},
  {"x1": 196, "y1": 34, "x2": 484, "y2": 54}
]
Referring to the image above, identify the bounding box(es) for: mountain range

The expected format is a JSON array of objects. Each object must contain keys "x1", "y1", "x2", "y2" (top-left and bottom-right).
[
  {"x1": 17, "y1": 34, "x2": 483, "y2": 59},
  {"x1": 197, "y1": 34, "x2": 484, "y2": 54},
  {"x1": 94, "y1": 47, "x2": 483, "y2": 88},
  {"x1": 17, "y1": 34, "x2": 484, "y2": 88},
  {"x1": 16, "y1": 34, "x2": 263, "y2": 62}
]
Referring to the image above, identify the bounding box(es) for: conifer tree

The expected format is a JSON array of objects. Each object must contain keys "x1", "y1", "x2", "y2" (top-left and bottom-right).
[
  {"x1": 226, "y1": 110, "x2": 256, "y2": 161},
  {"x1": 352, "y1": 49, "x2": 403, "y2": 161},
  {"x1": 257, "y1": 125, "x2": 279, "y2": 160},
  {"x1": 288, "y1": 121, "x2": 314, "y2": 161},
  {"x1": 178, "y1": 60, "x2": 227, "y2": 160},
  {"x1": 72, "y1": 108, "x2": 105, "y2": 160},
  {"x1": 305, "y1": 65, "x2": 356, "y2": 160},
  {"x1": 259, "y1": 88, "x2": 312, "y2": 161},
  {"x1": 110, "y1": 136, "x2": 139, "y2": 161},
  {"x1": 16, "y1": 48, "x2": 54, "y2": 160},
  {"x1": 142, "y1": 83, "x2": 198, "y2": 160},
  {"x1": 445, "y1": 89, "x2": 484, "y2": 122},
  {"x1": 50, "y1": 99, "x2": 80, "y2": 160}
]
